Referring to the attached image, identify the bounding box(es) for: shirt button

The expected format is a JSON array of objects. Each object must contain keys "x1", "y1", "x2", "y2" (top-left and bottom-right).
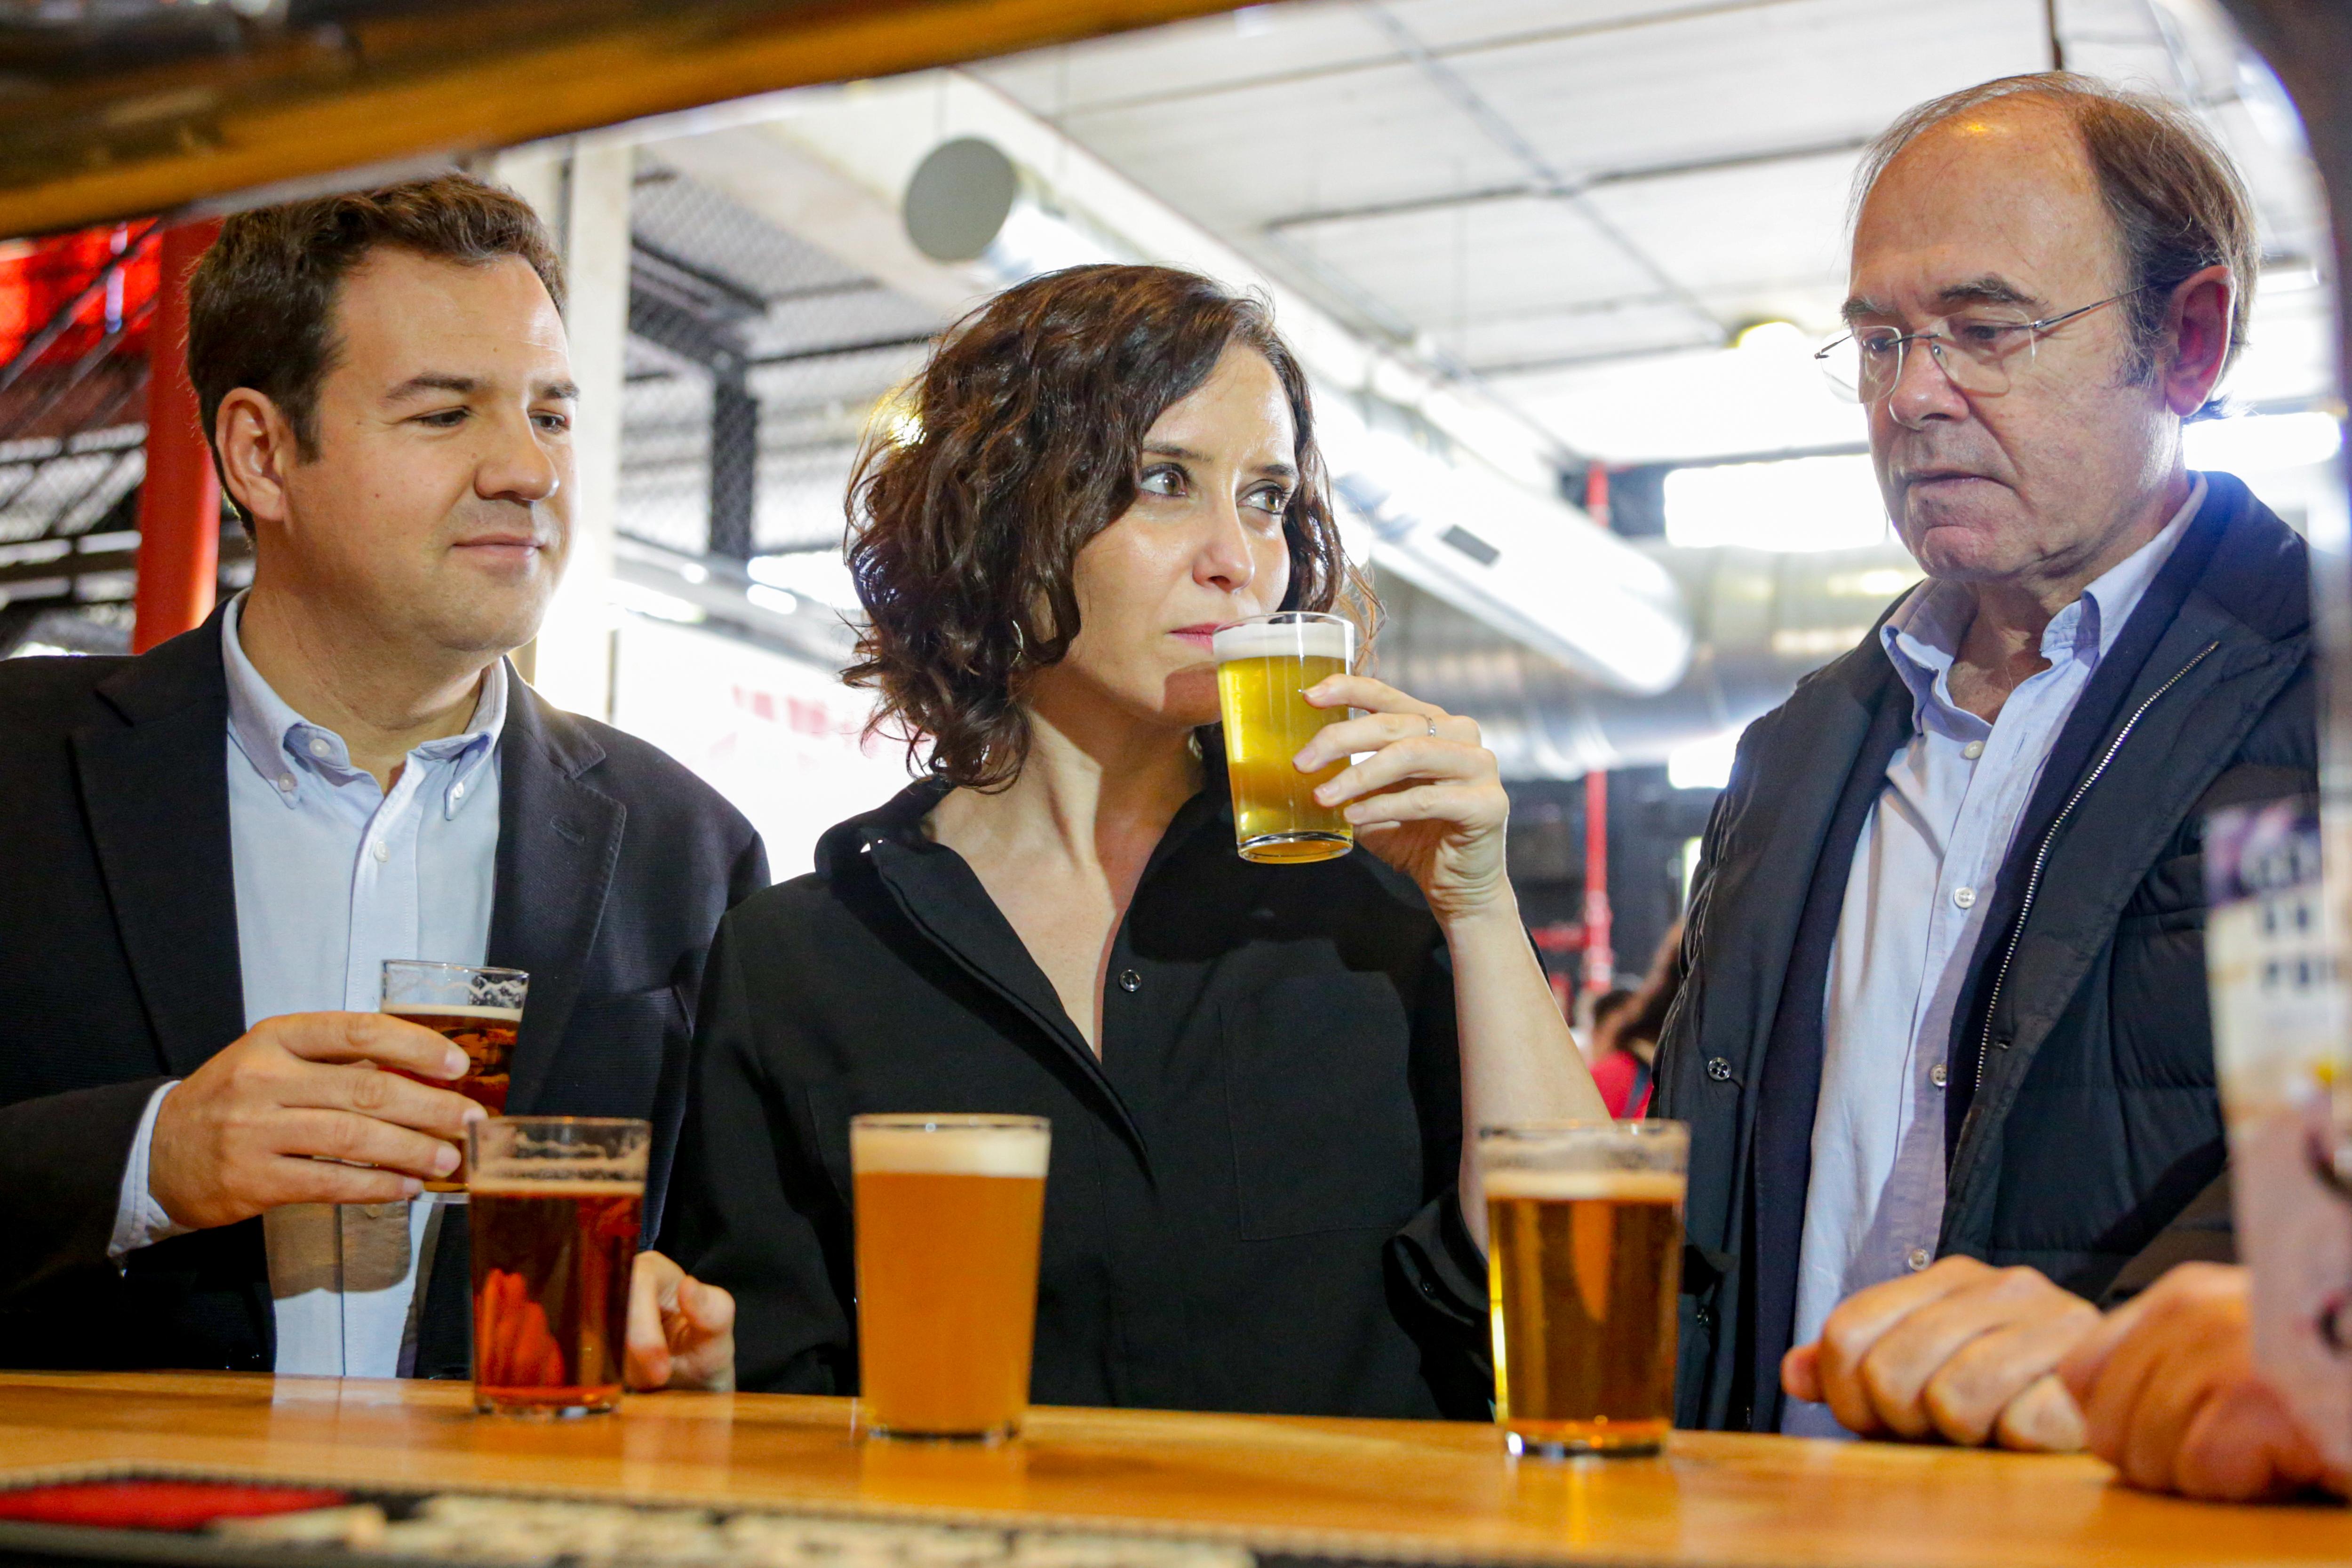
[
  {"x1": 1930, "y1": 1062, "x2": 1949, "y2": 1089},
  {"x1": 276, "y1": 775, "x2": 295, "y2": 793},
  {"x1": 1962, "y1": 740, "x2": 1985, "y2": 760},
  {"x1": 451, "y1": 781, "x2": 466, "y2": 800},
  {"x1": 1952, "y1": 885, "x2": 1976, "y2": 909},
  {"x1": 1706, "y1": 1056, "x2": 1733, "y2": 1082},
  {"x1": 1907, "y1": 1247, "x2": 1933, "y2": 1273},
  {"x1": 307, "y1": 736, "x2": 331, "y2": 757},
  {"x1": 1117, "y1": 969, "x2": 1141, "y2": 993},
  {"x1": 372, "y1": 840, "x2": 390, "y2": 863}
]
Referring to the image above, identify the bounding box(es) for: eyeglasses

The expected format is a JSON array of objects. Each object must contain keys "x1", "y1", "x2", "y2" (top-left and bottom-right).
[{"x1": 1814, "y1": 285, "x2": 2152, "y2": 404}]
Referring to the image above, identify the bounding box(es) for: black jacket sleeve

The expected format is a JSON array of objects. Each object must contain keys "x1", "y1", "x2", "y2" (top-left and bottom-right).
[
  {"x1": 0, "y1": 1076, "x2": 169, "y2": 1302},
  {"x1": 658, "y1": 910, "x2": 855, "y2": 1395},
  {"x1": 2100, "y1": 1170, "x2": 2235, "y2": 1306}
]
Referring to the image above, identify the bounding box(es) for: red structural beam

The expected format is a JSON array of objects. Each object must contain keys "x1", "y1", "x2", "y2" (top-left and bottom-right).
[
  {"x1": 131, "y1": 217, "x2": 222, "y2": 653},
  {"x1": 1581, "y1": 769, "x2": 1615, "y2": 994}
]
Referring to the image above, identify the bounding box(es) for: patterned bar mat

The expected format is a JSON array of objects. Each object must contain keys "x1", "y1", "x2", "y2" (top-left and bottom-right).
[{"x1": 0, "y1": 1465, "x2": 1670, "y2": 1568}]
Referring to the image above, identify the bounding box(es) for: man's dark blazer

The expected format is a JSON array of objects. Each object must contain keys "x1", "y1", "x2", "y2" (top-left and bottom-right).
[
  {"x1": 1653, "y1": 472, "x2": 2315, "y2": 1432},
  {"x1": 0, "y1": 607, "x2": 766, "y2": 1374}
]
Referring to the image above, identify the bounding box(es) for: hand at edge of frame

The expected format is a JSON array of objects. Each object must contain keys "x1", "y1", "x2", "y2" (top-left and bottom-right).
[
  {"x1": 2057, "y1": 1262, "x2": 2349, "y2": 1502},
  {"x1": 626, "y1": 1249, "x2": 736, "y2": 1393}
]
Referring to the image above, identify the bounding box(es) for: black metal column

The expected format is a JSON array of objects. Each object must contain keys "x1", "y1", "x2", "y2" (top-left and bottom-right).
[{"x1": 708, "y1": 360, "x2": 757, "y2": 562}]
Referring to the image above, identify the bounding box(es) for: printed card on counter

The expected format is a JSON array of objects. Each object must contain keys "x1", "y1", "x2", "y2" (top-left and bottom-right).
[{"x1": 2203, "y1": 795, "x2": 2352, "y2": 1474}]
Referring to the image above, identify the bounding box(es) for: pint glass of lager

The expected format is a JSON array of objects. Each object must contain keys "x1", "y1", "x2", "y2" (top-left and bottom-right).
[
  {"x1": 1481, "y1": 1120, "x2": 1687, "y2": 1457},
  {"x1": 851, "y1": 1114, "x2": 1050, "y2": 1441},
  {"x1": 1212, "y1": 611, "x2": 1357, "y2": 863},
  {"x1": 383, "y1": 962, "x2": 527, "y2": 1189},
  {"x1": 467, "y1": 1117, "x2": 647, "y2": 1416}
]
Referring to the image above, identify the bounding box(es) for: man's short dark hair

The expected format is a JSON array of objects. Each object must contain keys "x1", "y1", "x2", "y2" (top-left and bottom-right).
[
  {"x1": 1855, "y1": 73, "x2": 2258, "y2": 411},
  {"x1": 187, "y1": 171, "x2": 564, "y2": 465}
]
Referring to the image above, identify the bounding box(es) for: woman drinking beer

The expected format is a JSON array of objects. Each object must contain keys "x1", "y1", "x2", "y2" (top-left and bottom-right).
[{"x1": 659, "y1": 265, "x2": 1606, "y2": 1419}]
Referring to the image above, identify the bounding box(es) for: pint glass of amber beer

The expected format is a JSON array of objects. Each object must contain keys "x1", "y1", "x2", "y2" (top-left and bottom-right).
[
  {"x1": 851, "y1": 1114, "x2": 1050, "y2": 1441},
  {"x1": 467, "y1": 1116, "x2": 648, "y2": 1417},
  {"x1": 1482, "y1": 1120, "x2": 1687, "y2": 1457},
  {"x1": 1212, "y1": 611, "x2": 1357, "y2": 864},
  {"x1": 383, "y1": 961, "x2": 527, "y2": 1190}
]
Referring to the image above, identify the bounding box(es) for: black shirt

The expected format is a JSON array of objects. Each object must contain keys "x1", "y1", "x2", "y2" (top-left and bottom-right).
[{"x1": 661, "y1": 757, "x2": 1494, "y2": 1419}]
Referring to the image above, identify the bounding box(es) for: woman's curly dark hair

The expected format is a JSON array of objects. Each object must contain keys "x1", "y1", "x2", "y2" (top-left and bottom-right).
[{"x1": 845, "y1": 264, "x2": 1370, "y2": 790}]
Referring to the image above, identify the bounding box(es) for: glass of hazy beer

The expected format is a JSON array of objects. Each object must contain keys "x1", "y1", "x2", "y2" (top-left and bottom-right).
[
  {"x1": 1481, "y1": 1119, "x2": 1687, "y2": 1457},
  {"x1": 851, "y1": 1114, "x2": 1050, "y2": 1441},
  {"x1": 1212, "y1": 610, "x2": 1357, "y2": 864},
  {"x1": 466, "y1": 1116, "x2": 647, "y2": 1417}
]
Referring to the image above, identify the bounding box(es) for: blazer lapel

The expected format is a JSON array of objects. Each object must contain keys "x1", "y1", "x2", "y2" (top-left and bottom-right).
[
  {"x1": 72, "y1": 616, "x2": 247, "y2": 1078},
  {"x1": 488, "y1": 677, "x2": 624, "y2": 1115}
]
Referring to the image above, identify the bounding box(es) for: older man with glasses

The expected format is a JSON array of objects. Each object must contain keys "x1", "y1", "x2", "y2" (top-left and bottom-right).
[{"x1": 1653, "y1": 72, "x2": 2317, "y2": 1461}]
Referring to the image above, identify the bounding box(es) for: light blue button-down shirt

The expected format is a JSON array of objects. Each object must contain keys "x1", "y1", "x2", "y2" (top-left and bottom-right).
[
  {"x1": 1779, "y1": 478, "x2": 2204, "y2": 1438},
  {"x1": 110, "y1": 591, "x2": 507, "y2": 1377}
]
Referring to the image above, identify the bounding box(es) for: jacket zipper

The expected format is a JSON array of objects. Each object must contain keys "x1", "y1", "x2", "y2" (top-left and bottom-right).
[{"x1": 1970, "y1": 640, "x2": 2222, "y2": 1099}]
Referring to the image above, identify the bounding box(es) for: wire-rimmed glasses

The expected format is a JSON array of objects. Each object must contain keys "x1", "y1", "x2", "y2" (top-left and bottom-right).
[{"x1": 1815, "y1": 285, "x2": 2153, "y2": 403}]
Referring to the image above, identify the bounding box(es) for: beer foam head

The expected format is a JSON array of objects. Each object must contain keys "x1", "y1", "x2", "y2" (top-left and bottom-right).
[
  {"x1": 1481, "y1": 1169, "x2": 1686, "y2": 1203},
  {"x1": 1211, "y1": 615, "x2": 1353, "y2": 666},
  {"x1": 852, "y1": 1118, "x2": 1050, "y2": 1178}
]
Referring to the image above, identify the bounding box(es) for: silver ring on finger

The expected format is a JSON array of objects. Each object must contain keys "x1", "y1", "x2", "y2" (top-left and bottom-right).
[{"x1": 1426, "y1": 716, "x2": 1439, "y2": 739}]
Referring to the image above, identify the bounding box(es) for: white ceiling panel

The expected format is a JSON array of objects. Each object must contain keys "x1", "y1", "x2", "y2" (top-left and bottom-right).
[
  {"x1": 1276, "y1": 191, "x2": 1676, "y2": 326},
  {"x1": 1449, "y1": 296, "x2": 1719, "y2": 371},
  {"x1": 1042, "y1": 61, "x2": 1527, "y2": 235},
  {"x1": 1380, "y1": 0, "x2": 1818, "y2": 52},
  {"x1": 1447, "y1": 0, "x2": 2050, "y2": 182},
  {"x1": 1579, "y1": 147, "x2": 1858, "y2": 313},
  {"x1": 970, "y1": 1, "x2": 1390, "y2": 120}
]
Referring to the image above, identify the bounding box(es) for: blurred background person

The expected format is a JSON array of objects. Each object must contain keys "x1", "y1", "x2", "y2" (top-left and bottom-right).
[
  {"x1": 663, "y1": 264, "x2": 1603, "y2": 1419},
  {"x1": 1657, "y1": 72, "x2": 2314, "y2": 1443},
  {"x1": 1590, "y1": 924, "x2": 1684, "y2": 1120}
]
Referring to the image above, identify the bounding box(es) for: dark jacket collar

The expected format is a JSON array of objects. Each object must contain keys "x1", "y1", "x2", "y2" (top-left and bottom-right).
[{"x1": 810, "y1": 731, "x2": 1235, "y2": 1169}]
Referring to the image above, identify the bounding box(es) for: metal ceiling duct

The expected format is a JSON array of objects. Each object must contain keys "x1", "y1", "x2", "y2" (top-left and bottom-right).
[
  {"x1": 0, "y1": 0, "x2": 1248, "y2": 236},
  {"x1": 1374, "y1": 541, "x2": 1925, "y2": 779}
]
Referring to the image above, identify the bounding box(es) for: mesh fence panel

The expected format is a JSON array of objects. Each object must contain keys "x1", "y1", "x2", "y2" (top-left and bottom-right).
[{"x1": 622, "y1": 159, "x2": 943, "y2": 586}]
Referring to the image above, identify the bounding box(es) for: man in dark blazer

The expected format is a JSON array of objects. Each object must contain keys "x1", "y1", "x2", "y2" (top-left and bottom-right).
[
  {"x1": 1655, "y1": 75, "x2": 2313, "y2": 1447},
  {"x1": 0, "y1": 174, "x2": 761, "y2": 1381}
]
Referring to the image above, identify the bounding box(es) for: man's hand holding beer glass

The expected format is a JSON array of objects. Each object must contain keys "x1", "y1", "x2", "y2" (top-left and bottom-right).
[{"x1": 147, "y1": 1012, "x2": 485, "y2": 1228}]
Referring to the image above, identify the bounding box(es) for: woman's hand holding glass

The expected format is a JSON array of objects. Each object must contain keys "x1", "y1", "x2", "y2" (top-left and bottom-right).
[{"x1": 1296, "y1": 674, "x2": 1509, "y2": 925}]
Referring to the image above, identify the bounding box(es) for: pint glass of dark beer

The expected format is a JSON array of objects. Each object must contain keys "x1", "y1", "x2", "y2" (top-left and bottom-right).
[
  {"x1": 1482, "y1": 1120, "x2": 1687, "y2": 1457},
  {"x1": 383, "y1": 961, "x2": 527, "y2": 1189},
  {"x1": 1212, "y1": 611, "x2": 1357, "y2": 863},
  {"x1": 851, "y1": 1114, "x2": 1050, "y2": 1441},
  {"x1": 466, "y1": 1116, "x2": 648, "y2": 1417}
]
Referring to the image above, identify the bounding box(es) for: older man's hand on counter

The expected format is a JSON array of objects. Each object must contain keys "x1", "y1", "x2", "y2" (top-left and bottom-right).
[
  {"x1": 1782, "y1": 1255, "x2": 2097, "y2": 1450},
  {"x1": 626, "y1": 1250, "x2": 736, "y2": 1393}
]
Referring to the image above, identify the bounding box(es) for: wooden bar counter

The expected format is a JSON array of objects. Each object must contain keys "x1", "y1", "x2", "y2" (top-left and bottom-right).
[{"x1": 0, "y1": 1373, "x2": 2341, "y2": 1568}]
